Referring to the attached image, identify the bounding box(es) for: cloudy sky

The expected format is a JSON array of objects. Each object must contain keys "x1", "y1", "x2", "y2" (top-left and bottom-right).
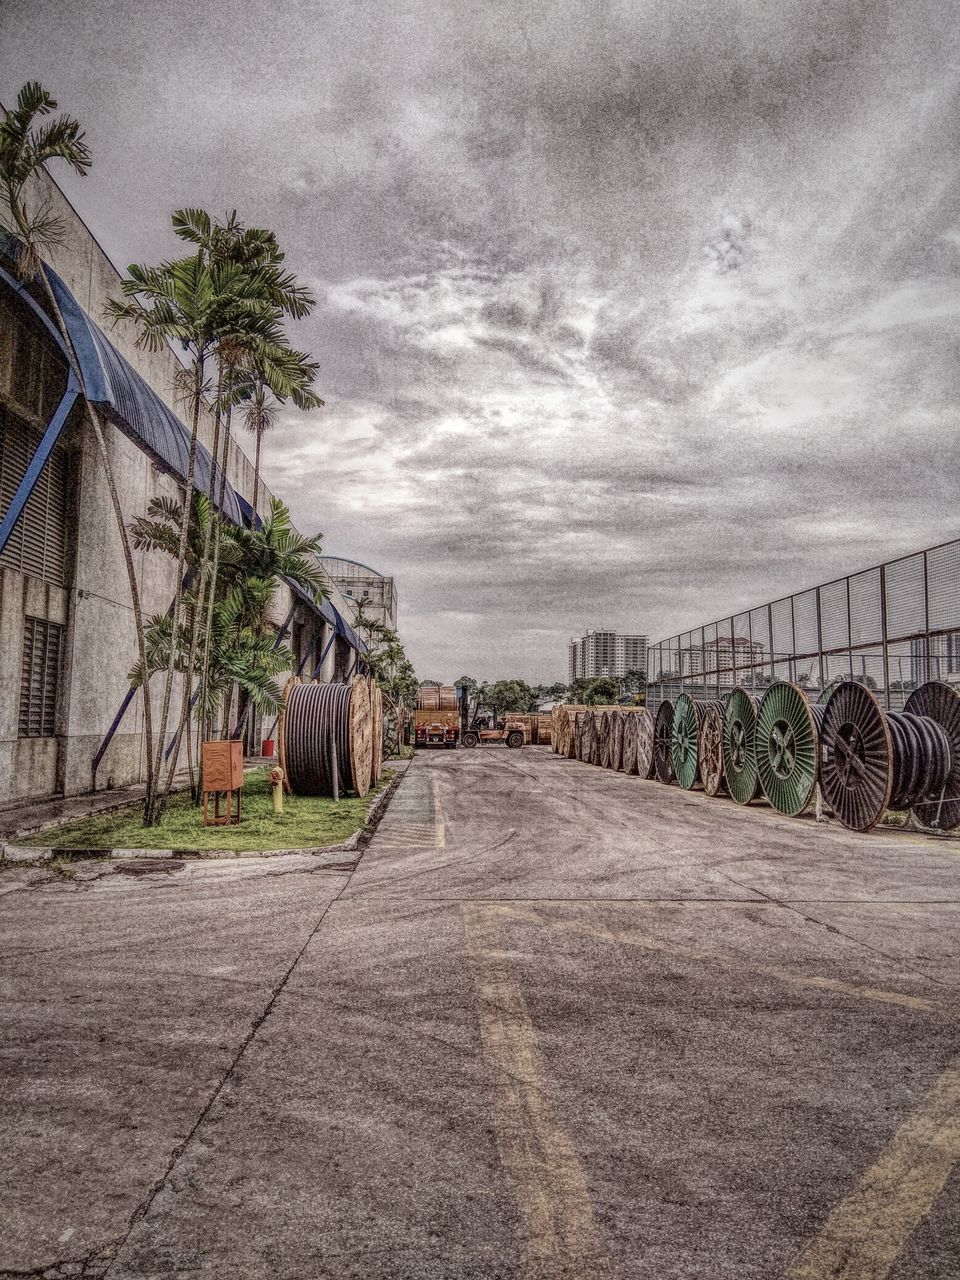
[{"x1": 3, "y1": 0, "x2": 959, "y2": 682}]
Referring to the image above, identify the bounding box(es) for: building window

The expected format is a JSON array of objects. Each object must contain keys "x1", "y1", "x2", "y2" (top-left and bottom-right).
[
  {"x1": 0, "y1": 287, "x2": 72, "y2": 588},
  {"x1": 19, "y1": 616, "x2": 63, "y2": 738},
  {"x1": 0, "y1": 407, "x2": 69, "y2": 585}
]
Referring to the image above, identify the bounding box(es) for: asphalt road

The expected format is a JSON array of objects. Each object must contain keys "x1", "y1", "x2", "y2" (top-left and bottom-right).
[{"x1": 2, "y1": 748, "x2": 960, "y2": 1279}]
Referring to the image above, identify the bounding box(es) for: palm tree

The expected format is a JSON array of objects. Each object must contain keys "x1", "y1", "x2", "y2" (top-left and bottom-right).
[
  {"x1": 165, "y1": 212, "x2": 323, "y2": 766},
  {"x1": 242, "y1": 382, "x2": 278, "y2": 512},
  {"x1": 131, "y1": 494, "x2": 327, "y2": 741},
  {"x1": 0, "y1": 83, "x2": 156, "y2": 799},
  {"x1": 106, "y1": 249, "x2": 285, "y2": 820},
  {"x1": 233, "y1": 345, "x2": 323, "y2": 510}
]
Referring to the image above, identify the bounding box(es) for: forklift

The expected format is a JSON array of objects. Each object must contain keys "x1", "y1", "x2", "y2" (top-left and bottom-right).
[{"x1": 458, "y1": 686, "x2": 525, "y2": 749}]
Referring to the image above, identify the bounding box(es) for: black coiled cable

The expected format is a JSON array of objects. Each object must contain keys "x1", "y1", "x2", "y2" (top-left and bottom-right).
[
  {"x1": 285, "y1": 683, "x2": 353, "y2": 798},
  {"x1": 887, "y1": 711, "x2": 952, "y2": 810}
]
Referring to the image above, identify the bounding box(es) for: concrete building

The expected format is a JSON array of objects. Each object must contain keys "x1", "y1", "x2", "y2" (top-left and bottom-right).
[
  {"x1": 679, "y1": 635, "x2": 765, "y2": 682},
  {"x1": 319, "y1": 556, "x2": 398, "y2": 633},
  {"x1": 568, "y1": 629, "x2": 649, "y2": 682},
  {"x1": 0, "y1": 166, "x2": 369, "y2": 806}
]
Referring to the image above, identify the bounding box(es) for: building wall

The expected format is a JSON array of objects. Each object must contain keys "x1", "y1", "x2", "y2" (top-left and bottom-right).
[
  {"x1": 319, "y1": 556, "x2": 398, "y2": 632},
  {"x1": 0, "y1": 168, "x2": 357, "y2": 805}
]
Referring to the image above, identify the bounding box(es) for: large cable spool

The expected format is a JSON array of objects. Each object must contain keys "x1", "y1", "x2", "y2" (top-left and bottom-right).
[
  {"x1": 671, "y1": 695, "x2": 724, "y2": 791},
  {"x1": 904, "y1": 681, "x2": 960, "y2": 831},
  {"x1": 621, "y1": 711, "x2": 639, "y2": 774},
  {"x1": 699, "y1": 703, "x2": 726, "y2": 796},
  {"x1": 597, "y1": 710, "x2": 612, "y2": 768},
  {"x1": 610, "y1": 711, "x2": 625, "y2": 771},
  {"x1": 635, "y1": 707, "x2": 655, "y2": 780},
  {"x1": 282, "y1": 677, "x2": 373, "y2": 799},
  {"x1": 653, "y1": 700, "x2": 675, "y2": 784},
  {"x1": 819, "y1": 682, "x2": 892, "y2": 830},
  {"x1": 671, "y1": 694, "x2": 702, "y2": 790},
  {"x1": 755, "y1": 682, "x2": 822, "y2": 817},
  {"x1": 576, "y1": 711, "x2": 591, "y2": 757},
  {"x1": 723, "y1": 688, "x2": 761, "y2": 805},
  {"x1": 368, "y1": 677, "x2": 384, "y2": 784},
  {"x1": 580, "y1": 710, "x2": 596, "y2": 764}
]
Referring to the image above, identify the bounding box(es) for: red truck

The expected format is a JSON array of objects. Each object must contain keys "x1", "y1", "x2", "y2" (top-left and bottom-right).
[{"x1": 413, "y1": 708, "x2": 460, "y2": 749}]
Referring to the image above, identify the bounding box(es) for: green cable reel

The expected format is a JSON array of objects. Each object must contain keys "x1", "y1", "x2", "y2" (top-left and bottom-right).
[
  {"x1": 669, "y1": 694, "x2": 714, "y2": 791},
  {"x1": 723, "y1": 687, "x2": 761, "y2": 805},
  {"x1": 755, "y1": 682, "x2": 823, "y2": 816}
]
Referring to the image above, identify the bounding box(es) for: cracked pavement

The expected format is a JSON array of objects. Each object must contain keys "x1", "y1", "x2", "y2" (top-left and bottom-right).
[{"x1": 2, "y1": 749, "x2": 959, "y2": 1278}]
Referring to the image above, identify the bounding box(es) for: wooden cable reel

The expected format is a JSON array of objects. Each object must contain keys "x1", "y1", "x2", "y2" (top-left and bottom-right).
[
  {"x1": 598, "y1": 711, "x2": 612, "y2": 768},
  {"x1": 580, "y1": 711, "x2": 596, "y2": 763},
  {"x1": 281, "y1": 676, "x2": 373, "y2": 799},
  {"x1": 368, "y1": 676, "x2": 384, "y2": 784},
  {"x1": 576, "y1": 711, "x2": 591, "y2": 757},
  {"x1": 699, "y1": 703, "x2": 726, "y2": 796},
  {"x1": 621, "y1": 710, "x2": 639, "y2": 774},
  {"x1": 635, "y1": 707, "x2": 655, "y2": 780},
  {"x1": 611, "y1": 710, "x2": 625, "y2": 771}
]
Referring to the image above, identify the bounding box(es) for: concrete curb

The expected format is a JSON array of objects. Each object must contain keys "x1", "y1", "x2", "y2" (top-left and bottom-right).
[{"x1": 0, "y1": 760, "x2": 410, "y2": 867}]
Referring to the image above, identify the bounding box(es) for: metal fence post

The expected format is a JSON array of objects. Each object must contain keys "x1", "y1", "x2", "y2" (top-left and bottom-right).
[{"x1": 879, "y1": 563, "x2": 890, "y2": 710}]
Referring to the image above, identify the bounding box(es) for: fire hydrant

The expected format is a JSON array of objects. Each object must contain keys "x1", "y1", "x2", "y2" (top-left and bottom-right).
[{"x1": 270, "y1": 766, "x2": 284, "y2": 814}]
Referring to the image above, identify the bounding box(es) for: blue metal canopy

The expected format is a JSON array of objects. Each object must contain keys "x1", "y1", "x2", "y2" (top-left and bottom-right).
[
  {"x1": 46, "y1": 266, "x2": 243, "y2": 526},
  {"x1": 1, "y1": 253, "x2": 365, "y2": 659},
  {"x1": 0, "y1": 256, "x2": 242, "y2": 527}
]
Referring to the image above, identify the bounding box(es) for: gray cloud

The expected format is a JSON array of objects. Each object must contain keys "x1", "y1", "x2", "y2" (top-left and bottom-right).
[{"x1": 4, "y1": 0, "x2": 960, "y2": 680}]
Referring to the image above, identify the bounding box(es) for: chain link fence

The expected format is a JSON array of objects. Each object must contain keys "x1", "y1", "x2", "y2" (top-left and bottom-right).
[{"x1": 646, "y1": 537, "x2": 960, "y2": 714}]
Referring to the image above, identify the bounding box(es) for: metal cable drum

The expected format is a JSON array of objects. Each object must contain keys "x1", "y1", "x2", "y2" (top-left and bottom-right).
[
  {"x1": 283, "y1": 677, "x2": 373, "y2": 799},
  {"x1": 621, "y1": 711, "x2": 639, "y2": 775},
  {"x1": 599, "y1": 711, "x2": 611, "y2": 768},
  {"x1": 699, "y1": 703, "x2": 725, "y2": 796},
  {"x1": 653, "y1": 700, "x2": 675, "y2": 784},
  {"x1": 635, "y1": 707, "x2": 655, "y2": 780},
  {"x1": 611, "y1": 711, "x2": 625, "y2": 770},
  {"x1": 755, "y1": 682, "x2": 823, "y2": 817},
  {"x1": 819, "y1": 682, "x2": 892, "y2": 831},
  {"x1": 671, "y1": 695, "x2": 724, "y2": 791},
  {"x1": 904, "y1": 681, "x2": 960, "y2": 830},
  {"x1": 723, "y1": 688, "x2": 761, "y2": 805}
]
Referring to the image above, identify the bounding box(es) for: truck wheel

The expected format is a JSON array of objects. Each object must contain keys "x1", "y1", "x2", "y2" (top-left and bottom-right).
[
  {"x1": 506, "y1": 731, "x2": 523, "y2": 749},
  {"x1": 462, "y1": 732, "x2": 479, "y2": 748}
]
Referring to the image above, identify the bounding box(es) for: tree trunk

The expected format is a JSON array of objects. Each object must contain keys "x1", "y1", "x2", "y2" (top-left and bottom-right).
[
  {"x1": 148, "y1": 353, "x2": 205, "y2": 825},
  {"x1": 252, "y1": 426, "x2": 262, "y2": 513}
]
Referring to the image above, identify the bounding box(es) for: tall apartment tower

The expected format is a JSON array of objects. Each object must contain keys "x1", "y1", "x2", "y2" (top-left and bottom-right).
[{"x1": 568, "y1": 629, "x2": 649, "y2": 681}]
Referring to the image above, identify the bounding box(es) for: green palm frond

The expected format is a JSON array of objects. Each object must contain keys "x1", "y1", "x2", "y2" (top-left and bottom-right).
[{"x1": 0, "y1": 81, "x2": 92, "y2": 279}]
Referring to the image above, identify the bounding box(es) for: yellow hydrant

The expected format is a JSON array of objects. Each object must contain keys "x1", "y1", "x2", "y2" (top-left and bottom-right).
[{"x1": 270, "y1": 766, "x2": 284, "y2": 814}]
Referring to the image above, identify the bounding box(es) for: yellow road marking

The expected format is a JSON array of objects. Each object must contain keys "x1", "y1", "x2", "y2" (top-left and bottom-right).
[
  {"x1": 491, "y1": 905, "x2": 948, "y2": 1016},
  {"x1": 785, "y1": 1060, "x2": 960, "y2": 1279},
  {"x1": 461, "y1": 904, "x2": 606, "y2": 1279}
]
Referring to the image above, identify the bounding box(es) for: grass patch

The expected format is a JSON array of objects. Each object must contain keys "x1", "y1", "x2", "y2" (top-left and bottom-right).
[{"x1": 20, "y1": 768, "x2": 395, "y2": 852}]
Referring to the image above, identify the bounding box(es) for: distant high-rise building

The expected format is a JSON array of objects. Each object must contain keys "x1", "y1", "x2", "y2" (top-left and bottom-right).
[{"x1": 568, "y1": 629, "x2": 649, "y2": 682}]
